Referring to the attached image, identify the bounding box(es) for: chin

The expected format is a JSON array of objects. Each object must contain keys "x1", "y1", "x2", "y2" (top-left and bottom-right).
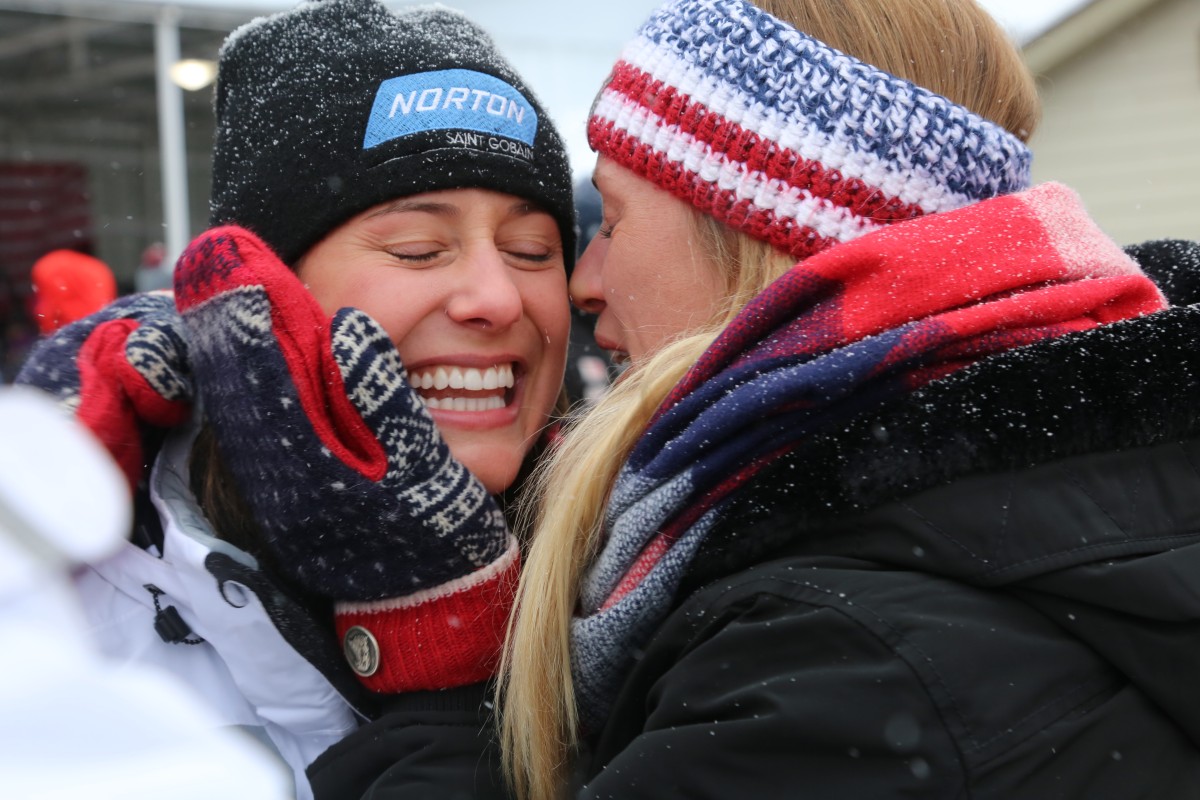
[{"x1": 446, "y1": 439, "x2": 527, "y2": 496}]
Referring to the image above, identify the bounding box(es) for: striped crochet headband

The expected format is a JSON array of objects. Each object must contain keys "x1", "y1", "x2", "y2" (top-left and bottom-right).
[{"x1": 587, "y1": 0, "x2": 1033, "y2": 259}]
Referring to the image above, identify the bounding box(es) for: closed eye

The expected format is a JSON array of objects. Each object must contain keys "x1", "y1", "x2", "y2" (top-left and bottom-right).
[
  {"x1": 509, "y1": 250, "x2": 554, "y2": 263},
  {"x1": 387, "y1": 249, "x2": 445, "y2": 264},
  {"x1": 501, "y1": 239, "x2": 561, "y2": 269}
]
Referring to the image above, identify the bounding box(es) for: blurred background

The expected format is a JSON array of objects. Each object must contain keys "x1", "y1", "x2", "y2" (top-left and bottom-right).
[{"x1": 0, "y1": 0, "x2": 1196, "y2": 379}]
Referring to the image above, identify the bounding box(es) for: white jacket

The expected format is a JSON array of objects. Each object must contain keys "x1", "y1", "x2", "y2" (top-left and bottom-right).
[
  {"x1": 0, "y1": 387, "x2": 290, "y2": 799},
  {"x1": 73, "y1": 423, "x2": 361, "y2": 800}
]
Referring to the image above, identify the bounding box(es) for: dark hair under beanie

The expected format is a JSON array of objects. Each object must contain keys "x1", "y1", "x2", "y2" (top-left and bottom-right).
[{"x1": 210, "y1": 0, "x2": 576, "y2": 267}]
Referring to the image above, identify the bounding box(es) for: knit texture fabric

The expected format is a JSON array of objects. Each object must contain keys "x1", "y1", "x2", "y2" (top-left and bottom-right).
[
  {"x1": 587, "y1": 0, "x2": 1032, "y2": 259},
  {"x1": 15, "y1": 291, "x2": 192, "y2": 489},
  {"x1": 174, "y1": 225, "x2": 511, "y2": 601},
  {"x1": 211, "y1": 0, "x2": 574, "y2": 267},
  {"x1": 175, "y1": 225, "x2": 521, "y2": 690},
  {"x1": 570, "y1": 183, "x2": 1168, "y2": 731},
  {"x1": 335, "y1": 540, "x2": 519, "y2": 692}
]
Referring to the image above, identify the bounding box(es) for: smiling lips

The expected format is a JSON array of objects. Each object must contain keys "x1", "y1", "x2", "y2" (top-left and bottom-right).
[{"x1": 407, "y1": 363, "x2": 515, "y2": 411}]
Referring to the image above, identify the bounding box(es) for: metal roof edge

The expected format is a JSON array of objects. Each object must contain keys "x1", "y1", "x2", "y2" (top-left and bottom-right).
[{"x1": 0, "y1": 0, "x2": 281, "y2": 29}]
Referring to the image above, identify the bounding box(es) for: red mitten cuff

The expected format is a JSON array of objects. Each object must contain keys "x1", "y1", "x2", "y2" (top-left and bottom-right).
[
  {"x1": 76, "y1": 318, "x2": 191, "y2": 488},
  {"x1": 334, "y1": 536, "x2": 520, "y2": 693}
]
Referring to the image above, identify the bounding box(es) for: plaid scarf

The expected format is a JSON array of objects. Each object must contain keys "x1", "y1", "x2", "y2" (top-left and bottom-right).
[{"x1": 570, "y1": 182, "x2": 1168, "y2": 730}]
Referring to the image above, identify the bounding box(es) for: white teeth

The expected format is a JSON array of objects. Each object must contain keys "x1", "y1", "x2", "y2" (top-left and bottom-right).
[
  {"x1": 406, "y1": 363, "x2": 515, "y2": 413},
  {"x1": 422, "y1": 395, "x2": 505, "y2": 412},
  {"x1": 408, "y1": 363, "x2": 514, "y2": 392}
]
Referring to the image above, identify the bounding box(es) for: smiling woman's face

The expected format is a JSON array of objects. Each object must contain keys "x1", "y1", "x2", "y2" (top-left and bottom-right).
[
  {"x1": 568, "y1": 156, "x2": 724, "y2": 366},
  {"x1": 295, "y1": 188, "x2": 570, "y2": 494}
]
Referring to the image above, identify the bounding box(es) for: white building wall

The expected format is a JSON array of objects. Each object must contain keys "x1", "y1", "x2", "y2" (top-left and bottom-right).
[{"x1": 1028, "y1": 0, "x2": 1200, "y2": 244}]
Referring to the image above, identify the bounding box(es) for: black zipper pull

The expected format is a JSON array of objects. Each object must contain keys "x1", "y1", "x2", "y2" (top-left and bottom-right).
[{"x1": 144, "y1": 584, "x2": 204, "y2": 645}]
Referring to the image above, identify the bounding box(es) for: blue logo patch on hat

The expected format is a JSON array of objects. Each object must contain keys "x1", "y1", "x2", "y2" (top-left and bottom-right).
[{"x1": 364, "y1": 68, "x2": 538, "y2": 150}]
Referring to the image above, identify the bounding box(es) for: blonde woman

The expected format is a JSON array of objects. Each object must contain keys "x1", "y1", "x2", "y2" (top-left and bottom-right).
[
  {"x1": 307, "y1": 0, "x2": 1200, "y2": 797},
  {"x1": 496, "y1": 0, "x2": 1200, "y2": 798}
]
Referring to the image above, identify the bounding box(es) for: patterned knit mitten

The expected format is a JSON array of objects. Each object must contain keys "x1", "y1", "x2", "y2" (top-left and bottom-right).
[
  {"x1": 15, "y1": 291, "x2": 193, "y2": 490},
  {"x1": 175, "y1": 226, "x2": 518, "y2": 690}
]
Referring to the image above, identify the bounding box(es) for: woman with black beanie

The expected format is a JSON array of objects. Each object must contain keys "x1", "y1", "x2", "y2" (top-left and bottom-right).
[{"x1": 17, "y1": 1, "x2": 574, "y2": 797}]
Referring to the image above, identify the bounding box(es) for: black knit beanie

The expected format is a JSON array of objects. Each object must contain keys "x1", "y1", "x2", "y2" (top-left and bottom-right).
[{"x1": 210, "y1": 0, "x2": 576, "y2": 267}]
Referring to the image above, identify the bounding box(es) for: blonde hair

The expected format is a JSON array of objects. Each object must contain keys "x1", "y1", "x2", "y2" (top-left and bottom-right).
[{"x1": 500, "y1": 2, "x2": 1039, "y2": 798}]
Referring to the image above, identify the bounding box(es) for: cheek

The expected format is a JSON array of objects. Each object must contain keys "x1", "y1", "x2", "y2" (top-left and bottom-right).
[
  {"x1": 300, "y1": 270, "x2": 356, "y2": 317},
  {"x1": 590, "y1": 244, "x2": 637, "y2": 320},
  {"x1": 314, "y1": 270, "x2": 442, "y2": 348},
  {"x1": 523, "y1": 271, "x2": 571, "y2": 344},
  {"x1": 520, "y1": 273, "x2": 571, "y2": 404}
]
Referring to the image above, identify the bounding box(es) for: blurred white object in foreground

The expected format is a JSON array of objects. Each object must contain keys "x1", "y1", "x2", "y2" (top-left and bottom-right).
[{"x1": 0, "y1": 387, "x2": 289, "y2": 800}]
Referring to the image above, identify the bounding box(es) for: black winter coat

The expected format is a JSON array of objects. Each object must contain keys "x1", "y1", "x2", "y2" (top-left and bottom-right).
[{"x1": 310, "y1": 240, "x2": 1200, "y2": 798}]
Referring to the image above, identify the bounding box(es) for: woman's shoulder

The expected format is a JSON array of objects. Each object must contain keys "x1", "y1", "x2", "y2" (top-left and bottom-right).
[
  {"x1": 590, "y1": 555, "x2": 1194, "y2": 797},
  {"x1": 685, "y1": 294, "x2": 1200, "y2": 595},
  {"x1": 666, "y1": 553, "x2": 1100, "y2": 686}
]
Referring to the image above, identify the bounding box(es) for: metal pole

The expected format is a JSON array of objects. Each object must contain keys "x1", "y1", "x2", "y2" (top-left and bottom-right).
[{"x1": 154, "y1": 5, "x2": 189, "y2": 271}]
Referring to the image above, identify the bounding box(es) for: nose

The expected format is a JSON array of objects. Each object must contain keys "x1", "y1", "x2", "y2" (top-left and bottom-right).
[
  {"x1": 569, "y1": 235, "x2": 607, "y2": 315},
  {"x1": 445, "y1": 244, "x2": 523, "y2": 330}
]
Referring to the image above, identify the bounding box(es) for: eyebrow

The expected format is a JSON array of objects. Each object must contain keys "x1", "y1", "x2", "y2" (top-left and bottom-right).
[
  {"x1": 366, "y1": 198, "x2": 547, "y2": 220},
  {"x1": 367, "y1": 199, "x2": 461, "y2": 219}
]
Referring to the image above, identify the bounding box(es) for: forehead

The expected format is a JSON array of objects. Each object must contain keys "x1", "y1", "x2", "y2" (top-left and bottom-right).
[
  {"x1": 593, "y1": 156, "x2": 672, "y2": 199},
  {"x1": 365, "y1": 187, "x2": 528, "y2": 213},
  {"x1": 349, "y1": 190, "x2": 562, "y2": 232},
  {"x1": 592, "y1": 156, "x2": 624, "y2": 189}
]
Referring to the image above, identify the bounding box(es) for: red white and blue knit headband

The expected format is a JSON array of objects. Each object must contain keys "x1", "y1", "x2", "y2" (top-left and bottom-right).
[{"x1": 587, "y1": 0, "x2": 1033, "y2": 259}]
